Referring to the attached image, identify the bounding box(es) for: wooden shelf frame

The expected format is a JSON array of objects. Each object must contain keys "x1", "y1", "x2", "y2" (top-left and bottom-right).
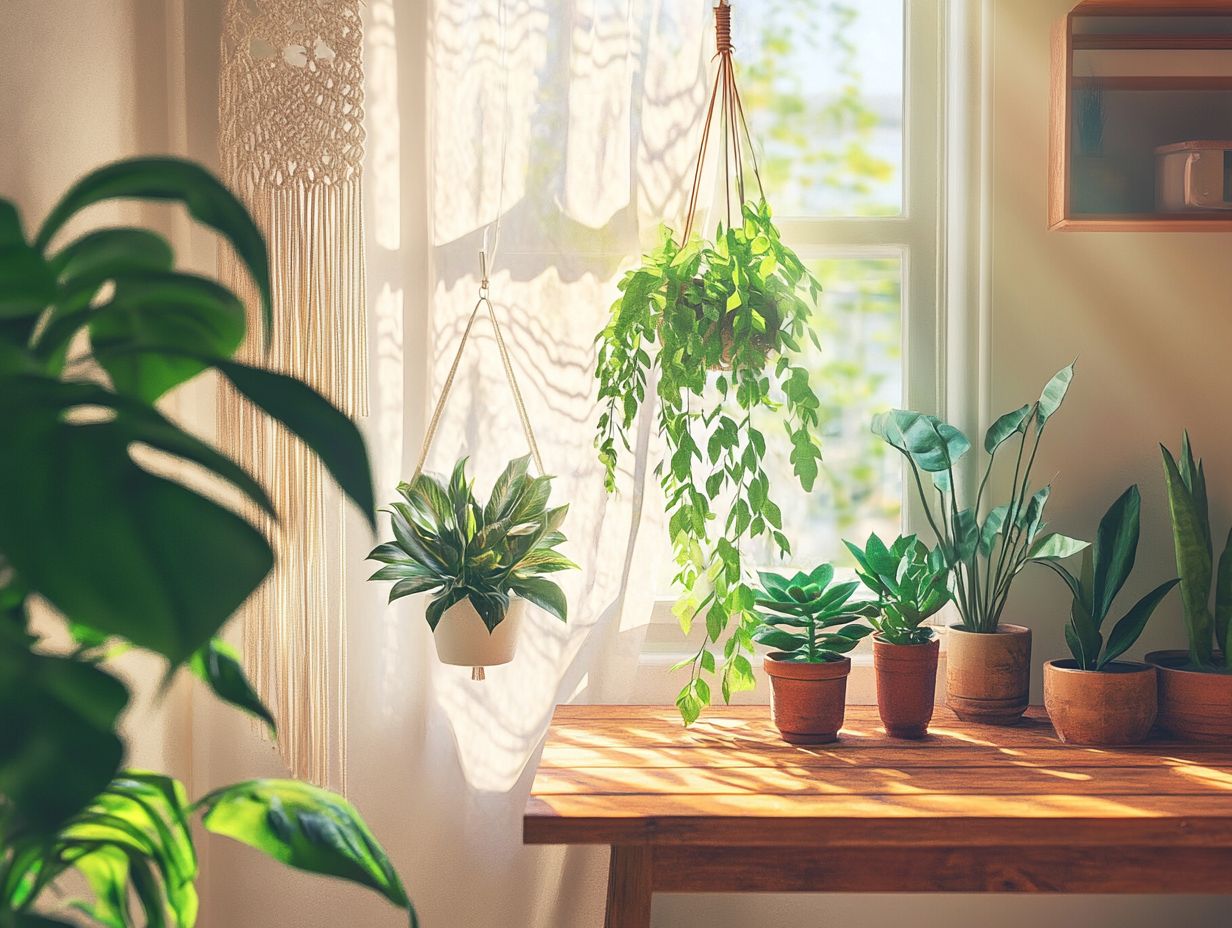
[{"x1": 1050, "y1": 0, "x2": 1232, "y2": 231}]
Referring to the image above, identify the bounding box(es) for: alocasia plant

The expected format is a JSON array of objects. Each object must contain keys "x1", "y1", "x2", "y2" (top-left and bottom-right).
[
  {"x1": 872, "y1": 364, "x2": 1088, "y2": 633},
  {"x1": 595, "y1": 201, "x2": 826, "y2": 724}
]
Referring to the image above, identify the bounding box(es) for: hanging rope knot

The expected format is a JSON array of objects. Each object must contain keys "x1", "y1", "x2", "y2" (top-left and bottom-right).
[
  {"x1": 714, "y1": 2, "x2": 732, "y2": 55},
  {"x1": 478, "y1": 249, "x2": 491, "y2": 298}
]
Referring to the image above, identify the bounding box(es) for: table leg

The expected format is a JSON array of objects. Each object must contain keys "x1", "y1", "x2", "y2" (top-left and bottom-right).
[{"x1": 604, "y1": 845, "x2": 652, "y2": 928}]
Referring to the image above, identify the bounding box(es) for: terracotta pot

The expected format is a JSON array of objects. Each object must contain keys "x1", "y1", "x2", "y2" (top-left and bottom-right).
[
  {"x1": 764, "y1": 654, "x2": 850, "y2": 744},
  {"x1": 1146, "y1": 650, "x2": 1232, "y2": 742},
  {"x1": 1043, "y1": 659, "x2": 1157, "y2": 745},
  {"x1": 433, "y1": 597, "x2": 524, "y2": 668},
  {"x1": 873, "y1": 635, "x2": 940, "y2": 739},
  {"x1": 945, "y1": 624, "x2": 1032, "y2": 725}
]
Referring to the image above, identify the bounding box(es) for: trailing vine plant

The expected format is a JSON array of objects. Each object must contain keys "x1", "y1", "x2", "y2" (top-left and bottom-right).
[{"x1": 594, "y1": 2, "x2": 825, "y2": 725}]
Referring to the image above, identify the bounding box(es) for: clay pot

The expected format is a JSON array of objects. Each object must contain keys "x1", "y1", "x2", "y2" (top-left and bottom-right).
[
  {"x1": 433, "y1": 597, "x2": 524, "y2": 668},
  {"x1": 764, "y1": 654, "x2": 850, "y2": 744},
  {"x1": 873, "y1": 635, "x2": 940, "y2": 739},
  {"x1": 1146, "y1": 650, "x2": 1232, "y2": 742},
  {"x1": 1043, "y1": 659, "x2": 1157, "y2": 745},
  {"x1": 945, "y1": 624, "x2": 1032, "y2": 725}
]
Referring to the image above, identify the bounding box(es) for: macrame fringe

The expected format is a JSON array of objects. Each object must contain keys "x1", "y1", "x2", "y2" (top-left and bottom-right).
[
  {"x1": 218, "y1": 0, "x2": 367, "y2": 791},
  {"x1": 218, "y1": 179, "x2": 366, "y2": 791}
]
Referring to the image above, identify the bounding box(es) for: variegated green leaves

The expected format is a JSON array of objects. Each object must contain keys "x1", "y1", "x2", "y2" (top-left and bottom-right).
[
  {"x1": 1161, "y1": 433, "x2": 1232, "y2": 670},
  {"x1": 368, "y1": 455, "x2": 576, "y2": 633},
  {"x1": 1041, "y1": 485, "x2": 1178, "y2": 670},
  {"x1": 872, "y1": 364, "x2": 1086, "y2": 632}
]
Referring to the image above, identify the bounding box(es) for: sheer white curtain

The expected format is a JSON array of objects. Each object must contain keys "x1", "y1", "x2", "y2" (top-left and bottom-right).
[{"x1": 345, "y1": 0, "x2": 709, "y2": 925}]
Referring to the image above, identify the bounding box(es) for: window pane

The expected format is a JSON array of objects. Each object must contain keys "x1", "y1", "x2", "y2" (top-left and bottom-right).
[
  {"x1": 733, "y1": 0, "x2": 904, "y2": 218},
  {"x1": 751, "y1": 255, "x2": 904, "y2": 571}
]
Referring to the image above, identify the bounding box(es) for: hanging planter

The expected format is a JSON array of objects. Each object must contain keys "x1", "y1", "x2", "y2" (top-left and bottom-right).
[
  {"x1": 594, "y1": 0, "x2": 826, "y2": 725},
  {"x1": 369, "y1": 259, "x2": 577, "y2": 678}
]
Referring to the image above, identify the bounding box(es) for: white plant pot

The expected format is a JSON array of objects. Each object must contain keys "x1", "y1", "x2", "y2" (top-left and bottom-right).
[{"x1": 432, "y1": 597, "x2": 525, "y2": 668}]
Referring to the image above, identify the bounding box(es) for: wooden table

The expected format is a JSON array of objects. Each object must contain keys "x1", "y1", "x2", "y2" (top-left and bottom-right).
[{"x1": 523, "y1": 705, "x2": 1232, "y2": 927}]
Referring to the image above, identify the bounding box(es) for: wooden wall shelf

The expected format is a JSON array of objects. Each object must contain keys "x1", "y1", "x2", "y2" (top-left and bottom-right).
[{"x1": 1050, "y1": 0, "x2": 1232, "y2": 230}]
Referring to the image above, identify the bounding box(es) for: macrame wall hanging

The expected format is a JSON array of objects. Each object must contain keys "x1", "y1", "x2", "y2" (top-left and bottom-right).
[{"x1": 218, "y1": 0, "x2": 367, "y2": 789}]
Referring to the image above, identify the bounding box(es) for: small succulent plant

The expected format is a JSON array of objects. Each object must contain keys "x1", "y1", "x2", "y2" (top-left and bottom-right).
[{"x1": 752, "y1": 564, "x2": 874, "y2": 664}]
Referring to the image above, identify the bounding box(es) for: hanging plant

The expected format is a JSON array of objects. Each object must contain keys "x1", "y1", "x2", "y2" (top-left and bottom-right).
[{"x1": 594, "y1": 1, "x2": 825, "y2": 725}]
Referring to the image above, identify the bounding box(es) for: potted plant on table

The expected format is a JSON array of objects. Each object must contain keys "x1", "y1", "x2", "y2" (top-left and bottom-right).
[
  {"x1": 752, "y1": 564, "x2": 874, "y2": 744},
  {"x1": 368, "y1": 455, "x2": 577, "y2": 675},
  {"x1": 846, "y1": 533, "x2": 951, "y2": 739},
  {"x1": 1148, "y1": 434, "x2": 1232, "y2": 741},
  {"x1": 873, "y1": 364, "x2": 1088, "y2": 725},
  {"x1": 1038, "y1": 486, "x2": 1178, "y2": 745}
]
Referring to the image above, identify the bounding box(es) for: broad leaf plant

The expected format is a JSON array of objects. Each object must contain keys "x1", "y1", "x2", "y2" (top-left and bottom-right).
[
  {"x1": 873, "y1": 364, "x2": 1088, "y2": 633},
  {"x1": 368, "y1": 455, "x2": 577, "y2": 631},
  {"x1": 1039, "y1": 485, "x2": 1178, "y2": 671},
  {"x1": 0, "y1": 159, "x2": 415, "y2": 925},
  {"x1": 595, "y1": 201, "x2": 826, "y2": 724},
  {"x1": 845, "y1": 533, "x2": 950, "y2": 646}
]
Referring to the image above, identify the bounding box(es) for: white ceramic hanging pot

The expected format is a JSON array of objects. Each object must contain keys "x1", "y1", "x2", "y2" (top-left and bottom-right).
[{"x1": 432, "y1": 597, "x2": 525, "y2": 668}]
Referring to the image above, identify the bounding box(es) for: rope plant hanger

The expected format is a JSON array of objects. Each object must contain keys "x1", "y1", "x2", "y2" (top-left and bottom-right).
[
  {"x1": 218, "y1": 0, "x2": 368, "y2": 789},
  {"x1": 365, "y1": 0, "x2": 576, "y2": 683},
  {"x1": 594, "y1": 0, "x2": 829, "y2": 725}
]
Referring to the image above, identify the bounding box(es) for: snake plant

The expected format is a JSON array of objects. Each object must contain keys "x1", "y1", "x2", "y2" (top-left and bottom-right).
[
  {"x1": 1040, "y1": 485, "x2": 1178, "y2": 671},
  {"x1": 845, "y1": 533, "x2": 951, "y2": 646},
  {"x1": 752, "y1": 564, "x2": 875, "y2": 664},
  {"x1": 1161, "y1": 433, "x2": 1232, "y2": 671},
  {"x1": 368, "y1": 455, "x2": 577, "y2": 632},
  {"x1": 873, "y1": 364, "x2": 1088, "y2": 633}
]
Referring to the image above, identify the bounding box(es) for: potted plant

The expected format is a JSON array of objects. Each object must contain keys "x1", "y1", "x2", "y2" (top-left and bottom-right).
[
  {"x1": 752, "y1": 564, "x2": 874, "y2": 744},
  {"x1": 1039, "y1": 486, "x2": 1178, "y2": 745},
  {"x1": 595, "y1": 203, "x2": 826, "y2": 724},
  {"x1": 1148, "y1": 434, "x2": 1232, "y2": 741},
  {"x1": 0, "y1": 158, "x2": 413, "y2": 922},
  {"x1": 873, "y1": 364, "x2": 1088, "y2": 724},
  {"x1": 368, "y1": 455, "x2": 576, "y2": 673},
  {"x1": 846, "y1": 533, "x2": 951, "y2": 739}
]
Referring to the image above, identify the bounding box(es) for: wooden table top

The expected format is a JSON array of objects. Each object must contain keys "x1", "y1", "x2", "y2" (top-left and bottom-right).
[{"x1": 524, "y1": 705, "x2": 1232, "y2": 849}]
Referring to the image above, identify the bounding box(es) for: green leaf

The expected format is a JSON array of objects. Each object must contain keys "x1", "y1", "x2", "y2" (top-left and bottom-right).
[
  {"x1": 214, "y1": 360, "x2": 375, "y2": 529},
  {"x1": 1217, "y1": 527, "x2": 1232, "y2": 657},
  {"x1": 34, "y1": 157, "x2": 271, "y2": 344},
  {"x1": 1091, "y1": 485, "x2": 1141, "y2": 624},
  {"x1": 1067, "y1": 590, "x2": 1101, "y2": 671},
  {"x1": 511, "y1": 576, "x2": 569, "y2": 623},
  {"x1": 196, "y1": 780, "x2": 412, "y2": 920},
  {"x1": 52, "y1": 226, "x2": 174, "y2": 289},
  {"x1": 0, "y1": 382, "x2": 274, "y2": 665},
  {"x1": 189, "y1": 638, "x2": 275, "y2": 733},
  {"x1": 1036, "y1": 362, "x2": 1075, "y2": 427},
  {"x1": 753, "y1": 628, "x2": 808, "y2": 652},
  {"x1": 1101, "y1": 579, "x2": 1180, "y2": 668},
  {"x1": 90, "y1": 272, "x2": 247, "y2": 401},
  {"x1": 979, "y1": 504, "x2": 1010, "y2": 556},
  {"x1": 1027, "y1": 533, "x2": 1088, "y2": 562},
  {"x1": 1162, "y1": 443, "x2": 1215, "y2": 666},
  {"x1": 984, "y1": 403, "x2": 1030, "y2": 454},
  {"x1": 0, "y1": 645, "x2": 128, "y2": 836}
]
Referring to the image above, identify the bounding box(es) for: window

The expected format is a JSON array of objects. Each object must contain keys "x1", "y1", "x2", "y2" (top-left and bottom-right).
[{"x1": 647, "y1": 0, "x2": 946, "y2": 654}]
